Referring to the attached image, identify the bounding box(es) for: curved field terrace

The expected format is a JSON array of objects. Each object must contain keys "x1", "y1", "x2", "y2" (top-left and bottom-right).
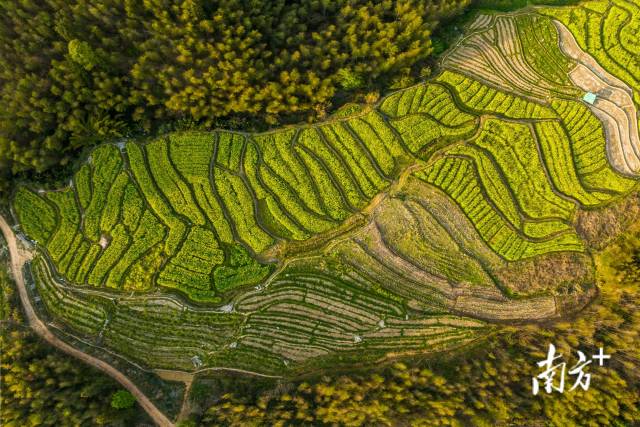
[{"x1": 8, "y1": 8, "x2": 639, "y2": 388}]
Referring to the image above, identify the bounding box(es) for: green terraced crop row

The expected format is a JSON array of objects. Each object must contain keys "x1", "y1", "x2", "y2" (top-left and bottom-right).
[
  {"x1": 157, "y1": 226, "x2": 224, "y2": 302},
  {"x1": 29, "y1": 249, "x2": 485, "y2": 374},
  {"x1": 213, "y1": 167, "x2": 275, "y2": 252},
  {"x1": 386, "y1": 114, "x2": 477, "y2": 154},
  {"x1": 13, "y1": 187, "x2": 57, "y2": 245},
  {"x1": 33, "y1": 257, "x2": 106, "y2": 336},
  {"x1": 106, "y1": 211, "x2": 165, "y2": 290},
  {"x1": 84, "y1": 145, "x2": 123, "y2": 241},
  {"x1": 296, "y1": 127, "x2": 367, "y2": 209},
  {"x1": 213, "y1": 244, "x2": 272, "y2": 293},
  {"x1": 147, "y1": 137, "x2": 207, "y2": 226},
  {"x1": 542, "y1": 0, "x2": 640, "y2": 108},
  {"x1": 470, "y1": 119, "x2": 575, "y2": 221},
  {"x1": 254, "y1": 129, "x2": 328, "y2": 216},
  {"x1": 88, "y1": 223, "x2": 130, "y2": 287},
  {"x1": 243, "y1": 143, "x2": 311, "y2": 241},
  {"x1": 410, "y1": 112, "x2": 633, "y2": 259},
  {"x1": 534, "y1": 121, "x2": 612, "y2": 206},
  {"x1": 551, "y1": 99, "x2": 637, "y2": 194},
  {"x1": 379, "y1": 83, "x2": 478, "y2": 153},
  {"x1": 127, "y1": 142, "x2": 187, "y2": 257},
  {"x1": 320, "y1": 123, "x2": 388, "y2": 198},
  {"x1": 436, "y1": 70, "x2": 558, "y2": 119},
  {"x1": 446, "y1": 144, "x2": 522, "y2": 229},
  {"x1": 168, "y1": 132, "x2": 235, "y2": 243},
  {"x1": 32, "y1": 255, "x2": 245, "y2": 371},
  {"x1": 514, "y1": 14, "x2": 577, "y2": 89},
  {"x1": 99, "y1": 172, "x2": 129, "y2": 234},
  {"x1": 74, "y1": 164, "x2": 92, "y2": 210},
  {"x1": 216, "y1": 132, "x2": 244, "y2": 172},
  {"x1": 45, "y1": 190, "x2": 81, "y2": 266},
  {"x1": 293, "y1": 141, "x2": 351, "y2": 222},
  {"x1": 415, "y1": 154, "x2": 584, "y2": 261},
  {"x1": 380, "y1": 83, "x2": 477, "y2": 127},
  {"x1": 14, "y1": 108, "x2": 412, "y2": 301}
]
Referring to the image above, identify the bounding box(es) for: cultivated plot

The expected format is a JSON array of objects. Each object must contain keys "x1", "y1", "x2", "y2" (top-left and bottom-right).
[{"x1": 11, "y1": 11, "x2": 639, "y2": 376}]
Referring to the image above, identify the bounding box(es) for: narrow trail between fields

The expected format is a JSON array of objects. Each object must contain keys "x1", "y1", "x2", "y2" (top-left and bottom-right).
[
  {"x1": 0, "y1": 214, "x2": 174, "y2": 427},
  {"x1": 554, "y1": 20, "x2": 640, "y2": 176}
]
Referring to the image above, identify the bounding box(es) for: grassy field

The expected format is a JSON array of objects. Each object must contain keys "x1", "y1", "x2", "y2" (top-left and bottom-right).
[{"x1": 11, "y1": 10, "x2": 639, "y2": 375}]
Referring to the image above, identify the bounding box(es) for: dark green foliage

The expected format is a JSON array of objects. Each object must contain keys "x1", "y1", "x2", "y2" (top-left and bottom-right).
[
  {"x1": 13, "y1": 188, "x2": 57, "y2": 245},
  {"x1": 68, "y1": 39, "x2": 100, "y2": 71},
  {"x1": 110, "y1": 390, "x2": 136, "y2": 410},
  {"x1": 0, "y1": 326, "x2": 141, "y2": 426},
  {"x1": 0, "y1": 235, "x2": 20, "y2": 322},
  {"x1": 213, "y1": 244, "x2": 273, "y2": 293},
  {"x1": 0, "y1": 266, "x2": 16, "y2": 322},
  {"x1": 337, "y1": 69, "x2": 365, "y2": 90},
  {"x1": 0, "y1": 0, "x2": 472, "y2": 186}
]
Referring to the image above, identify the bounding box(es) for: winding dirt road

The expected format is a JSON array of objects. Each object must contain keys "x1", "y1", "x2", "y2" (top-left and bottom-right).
[{"x1": 0, "y1": 214, "x2": 174, "y2": 427}]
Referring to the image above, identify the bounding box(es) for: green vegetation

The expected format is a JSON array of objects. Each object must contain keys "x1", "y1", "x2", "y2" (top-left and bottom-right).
[
  {"x1": 534, "y1": 121, "x2": 611, "y2": 206},
  {"x1": 415, "y1": 156, "x2": 584, "y2": 261},
  {"x1": 515, "y1": 14, "x2": 576, "y2": 88},
  {"x1": 110, "y1": 391, "x2": 136, "y2": 410},
  {"x1": 5, "y1": 9, "x2": 640, "y2": 425},
  {"x1": 550, "y1": 99, "x2": 637, "y2": 193},
  {"x1": 380, "y1": 83, "x2": 478, "y2": 153},
  {"x1": 0, "y1": 235, "x2": 19, "y2": 323},
  {"x1": 436, "y1": 70, "x2": 558, "y2": 119},
  {"x1": 0, "y1": 0, "x2": 474, "y2": 192},
  {"x1": 407, "y1": 109, "x2": 632, "y2": 261},
  {"x1": 213, "y1": 244, "x2": 272, "y2": 294},
  {"x1": 11, "y1": 9, "x2": 640, "y2": 365},
  {"x1": 0, "y1": 325, "x2": 144, "y2": 426},
  {"x1": 13, "y1": 188, "x2": 57, "y2": 245},
  {"x1": 541, "y1": 0, "x2": 640, "y2": 109},
  {"x1": 157, "y1": 227, "x2": 224, "y2": 302},
  {"x1": 471, "y1": 119, "x2": 575, "y2": 221}
]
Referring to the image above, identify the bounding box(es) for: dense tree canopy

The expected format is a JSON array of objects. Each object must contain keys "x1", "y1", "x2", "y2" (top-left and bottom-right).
[
  {"x1": 0, "y1": 326, "x2": 143, "y2": 426},
  {"x1": 0, "y1": 0, "x2": 471, "y2": 186}
]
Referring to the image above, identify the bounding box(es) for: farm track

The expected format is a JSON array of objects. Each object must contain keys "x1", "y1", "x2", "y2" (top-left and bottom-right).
[
  {"x1": 0, "y1": 214, "x2": 174, "y2": 427},
  {"x1": 554, "y1": 20, "x2": 640, "y2": 175}
]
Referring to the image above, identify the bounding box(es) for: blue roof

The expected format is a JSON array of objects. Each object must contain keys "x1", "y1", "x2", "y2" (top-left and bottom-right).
[{"x1": 583, "y1": 92, "x2": 597, "y2": 104}]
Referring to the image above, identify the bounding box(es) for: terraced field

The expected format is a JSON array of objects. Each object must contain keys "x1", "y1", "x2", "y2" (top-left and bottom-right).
[
  {"x1": 10, "y1": 11, "x2": 639, "y2": 377},
  {"x1": 540, "y1": 0, "x2": 640, "y2": 174}
]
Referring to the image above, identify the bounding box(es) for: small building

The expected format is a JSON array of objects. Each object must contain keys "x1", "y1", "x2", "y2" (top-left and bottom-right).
[
  {"x1": 583, "y1": 92, "x2": 597, "y2": 105},
  {"x1": 191, "y1": 355, "x2": 203, "y2": 369}
]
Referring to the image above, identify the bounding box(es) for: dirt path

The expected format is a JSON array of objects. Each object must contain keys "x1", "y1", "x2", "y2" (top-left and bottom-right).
[
  {"x1": 554, "y1": 20, "x2": 640, "y2": 176},
  {"x1": 0, "y1": 214, "x2": 174, "y2": 427}
]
